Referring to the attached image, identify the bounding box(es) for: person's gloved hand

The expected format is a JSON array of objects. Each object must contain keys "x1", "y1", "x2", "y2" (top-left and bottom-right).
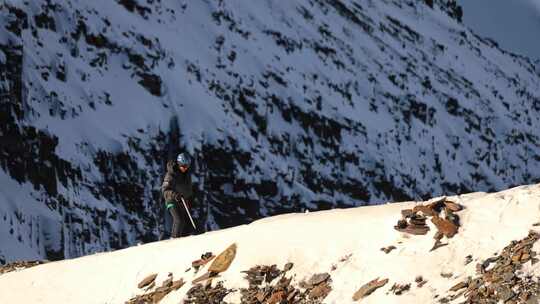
[{"x1": 174, "y1": 193, "x2": 184, "y2": 203}]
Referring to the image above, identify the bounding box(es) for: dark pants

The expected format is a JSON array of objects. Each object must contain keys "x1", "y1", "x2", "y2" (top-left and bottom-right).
[{"x1": 169, "y1": 202, "x2": 194, "y2": 238}]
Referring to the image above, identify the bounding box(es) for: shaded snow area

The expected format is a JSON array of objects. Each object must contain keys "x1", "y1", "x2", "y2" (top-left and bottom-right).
[
  {"x1": 2, "y1": 184, "x2": 540, "y2": 303},
  {"x1": 1, "y1": 0, "x2": 540, "y2": 264}
]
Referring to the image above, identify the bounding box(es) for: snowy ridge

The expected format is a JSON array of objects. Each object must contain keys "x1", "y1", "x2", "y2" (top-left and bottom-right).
[
  {"x1": 0, "y1": 0, "x2": 540, "y2": 262},
  {"x1": 2, "y1": 184, "x2": 540, "y2": 303}
]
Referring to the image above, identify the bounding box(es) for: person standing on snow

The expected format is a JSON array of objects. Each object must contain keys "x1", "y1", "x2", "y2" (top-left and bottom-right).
[{"x1": 161, "y1": 152, "x2": 196, "y2": 238}]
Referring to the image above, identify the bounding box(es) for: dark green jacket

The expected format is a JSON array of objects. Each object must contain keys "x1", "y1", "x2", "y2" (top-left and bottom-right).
[{"x1": 161, "y1": 160, "x2": 193, "y2": 203}]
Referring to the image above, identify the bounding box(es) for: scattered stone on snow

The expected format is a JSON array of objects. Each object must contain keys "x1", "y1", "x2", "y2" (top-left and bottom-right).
[
  {"x1": 143, "y1": 281, "x2": 155, "y2": 292},
  {"x1": 339, "y1": 253, "x2": 353, "y2": 262},
  {"x1": 208, "y1": 243, "x2": 237, "y2": 274},
  {"x1": 394, "y1": 213, "x2": 430, "y2": 235},
  {"x1": 416, "y1": 276, "x2": 428, "y2": 288},
  {"x1": 302, "y1": 273, "x2": 333, "y2": 300},
  {"x1": 185, "y1": 281, "x2": 235, "y2": 304},
  {"x1": 381, "y1": 245, "x2": 397, "y2": 254},
  {"x1": 191, "y1": 251, "x2": 215, "y2": 273},
  {"x1": 449, "y1": 281, "x2": 468, "y2": 292},
  {"x1": 430, "y1": 239, "x2": 449, "y2": 252},
  {"x1": 240, "y1": 263, "x2": 332, "y2": 304},
  {"x1": 413, "y1": 205, "x2": 438, "y2": 217},
  {"x1": 241, "y1": 264, "x2": 283, "y2": 286},
  {"x1": 192, "y1": 270, "x2": 219, "y2": 285},
  {"x1": 331, "y1": 254, "x2": 353, "y2": 271},
  {"x1": 395, "y1": 197, "x2": 465, "y2": 251},
  {"x1": 126, "y1": 274, "x2": 185, "y2": 304},
  {"x1": 439, "y1": 231, "x2": 540, "y2": 303},
  {"x1": 352, "y1": 277, "x2": 389, "y2": 301},
  {"x1": 389, "y1": 282, "x2": 411, "y2": 295},
  {"x1": 283, "y1": 262, "x2": 294, "y2": 272},
  {"x1": 431, "y1": 215, "x2": 458, "y2": 238},
  {"x1": 192, "y1": 244, "x2": 236, "y2": 285},
  {"x1": 137, "y1": 273, "x2": 158, "y2": 289},
  {"x1": 443, "y1": 200, "x2": 464, "y2": 212},
  {"x1": 0, "y1": 260, "x2": 47, "y2": 275},
  {"x1": 440, "y1": 272, "x2": 453, "y2": 279},
  {"x1": 306, "y1": 273, "x2": 330, "y2": 286}
]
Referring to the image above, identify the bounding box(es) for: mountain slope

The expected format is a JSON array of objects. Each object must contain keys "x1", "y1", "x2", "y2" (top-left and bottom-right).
[
  {"x1": 2, "y1": 184, "x2": 540, "y2": 303},
  {"x1": 1, "y1": 0, "x2": 539, "y2": 262}
]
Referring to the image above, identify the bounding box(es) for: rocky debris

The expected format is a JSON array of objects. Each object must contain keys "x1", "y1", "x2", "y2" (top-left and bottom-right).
[
  {"x1": 394, "y1": 213, "x2": 430, "y2": 235},
  {"x1": 464, "y1": 255, "x2": 473, "y2": 265},
  {"x1": 415, "y1": 276, "x2": 428, "y2": 288},
  {"x1": 192, "y1": 252, "x2": 215, "y2": 273},
  {"x1": 193, "y1": 244, "x2": 236, "y2": 284},
  {"x1": 431, "y1": 215, "x2": 458, "y2": 238},
  {"x1": 126, "y1": 273, "x2": 185, "y2": 304},
  {"x1": 389, "y1": 283, "x2": 411, "y2": 295},
  {"x1": 430, "y1": 239, "x2": 449, "y2": 252},
  {"x1": 440, "y1": 231, "x2": 540, "y2": 303},
  {"x1": 395, "y1": 197, "x2": 464, "y2": 250},
  {"x1": 284, "y1": 262, "x2": 294, "y2": 272},
  {"x1": 240, "y1": 263, "x2": 332, "y2": 304},
  {"x1": 208, "y1": 243, "x2": 237, "y2": 274},
  {"x1": 413, "y1": 205, "x2": 438, "y2": 217},
  {"x1": 185, "y1": 281, "x2": 235, "y2": 304},
  {"x1": 137, "y1": 273, "x2": 158, "y2": 289},
  {"x1": 137, "y1": 72, "x2": 162, "y2": 96},
  {"x1": 381, "y1": 245, "x2": 397, "y2": 254},
  {"x1": 443, "y1": 201, "x2": 464, "y2": 212},
  {"x1": 352, "y1": 277, "x2": 389, "y2": 301},
  {"x1": 339, "y1": 253, "x2": 353, "y2": 262},
  {"x1": 299, "y1": 273, "x2": 333, "y2": 302},
  {"x1": 0, "y1": 260, "x2": 47, "y2": 275},
  {"x1": 401, "y1": 209, "x2": 415, "y2": 218},
  {"x1": 431, "y1": 234, "x2": 443, "y2": 251},
  {"x1": 192, "y1": 271, "x2": 220, "y2": 285},
  {"x1": 307, "y1": 277, "x2": 332, "y2": 300},
  {"x1": 241, "y1": 264, "x2": 285, "y2": 286},
  {"x1": 306, "y1": 273, "x2": 330, "y2": 286},
  {"x1": 332, "y1": 253, "x2": 353, "y2": 271},
  {"x1": 449, "y1": 281, "x2": 468, "y2": 292},
  {"x1": 440, "y1": 272, "x2": 453, "y2": 279}
]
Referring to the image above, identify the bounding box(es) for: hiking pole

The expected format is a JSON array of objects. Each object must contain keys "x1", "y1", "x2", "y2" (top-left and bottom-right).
[{"x1": 181, "y1": 197, "x2": 197, "y2": 230}]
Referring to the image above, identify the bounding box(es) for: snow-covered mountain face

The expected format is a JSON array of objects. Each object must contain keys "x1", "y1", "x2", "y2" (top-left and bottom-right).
[{"x1": 1, "y1": 0, "x2": 539, "y2": 263}]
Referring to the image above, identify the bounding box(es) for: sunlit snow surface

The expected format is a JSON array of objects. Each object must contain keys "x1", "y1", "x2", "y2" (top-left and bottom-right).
[{"x1": 1, "y1": 184, "x2": 540, "y2": 303}]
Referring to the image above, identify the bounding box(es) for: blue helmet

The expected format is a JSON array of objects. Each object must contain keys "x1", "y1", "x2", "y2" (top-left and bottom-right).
[{"x1": 176, "y1": 152, "x2": 191, "y2": 167}]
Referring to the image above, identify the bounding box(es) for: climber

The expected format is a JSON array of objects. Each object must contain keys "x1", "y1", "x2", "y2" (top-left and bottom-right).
[{"x1": 161, "y1": 152, "x2": 196, "y2": 238}]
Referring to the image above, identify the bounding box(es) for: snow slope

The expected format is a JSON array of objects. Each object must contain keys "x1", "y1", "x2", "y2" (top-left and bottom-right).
[
  {"x1": 2, "y1": 183, "x2": 540, "y2": 303},
  {"x1": 1, "y1": 0, "x2": 539, "y2": 263}
]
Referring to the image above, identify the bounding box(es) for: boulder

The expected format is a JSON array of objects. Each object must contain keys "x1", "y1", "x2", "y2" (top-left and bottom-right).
[
  {"x1": 208, "y1": 243, "x2": 237, "y2": 274},
  {"x1": 352, "y1": 278, "x2": 388, "y2": 301},
  {"x1": 412, "y1": 205, "x2": 438, "y2": 217},
  {"x1": 449, "y1": 281, "x2": 468, "y2": 292},
  {"x1": 309, "y1": 281, "x2": 332, "y2": 299},
  {"x1": 431, "y1": 215, "x2": 458, "y2": 238},
  {"x1": 443, "y1": 200, "x2": 464, "y2": 212},
  {"x1": 137, "y1": 273, "x2": 158, "y2": 289}
]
